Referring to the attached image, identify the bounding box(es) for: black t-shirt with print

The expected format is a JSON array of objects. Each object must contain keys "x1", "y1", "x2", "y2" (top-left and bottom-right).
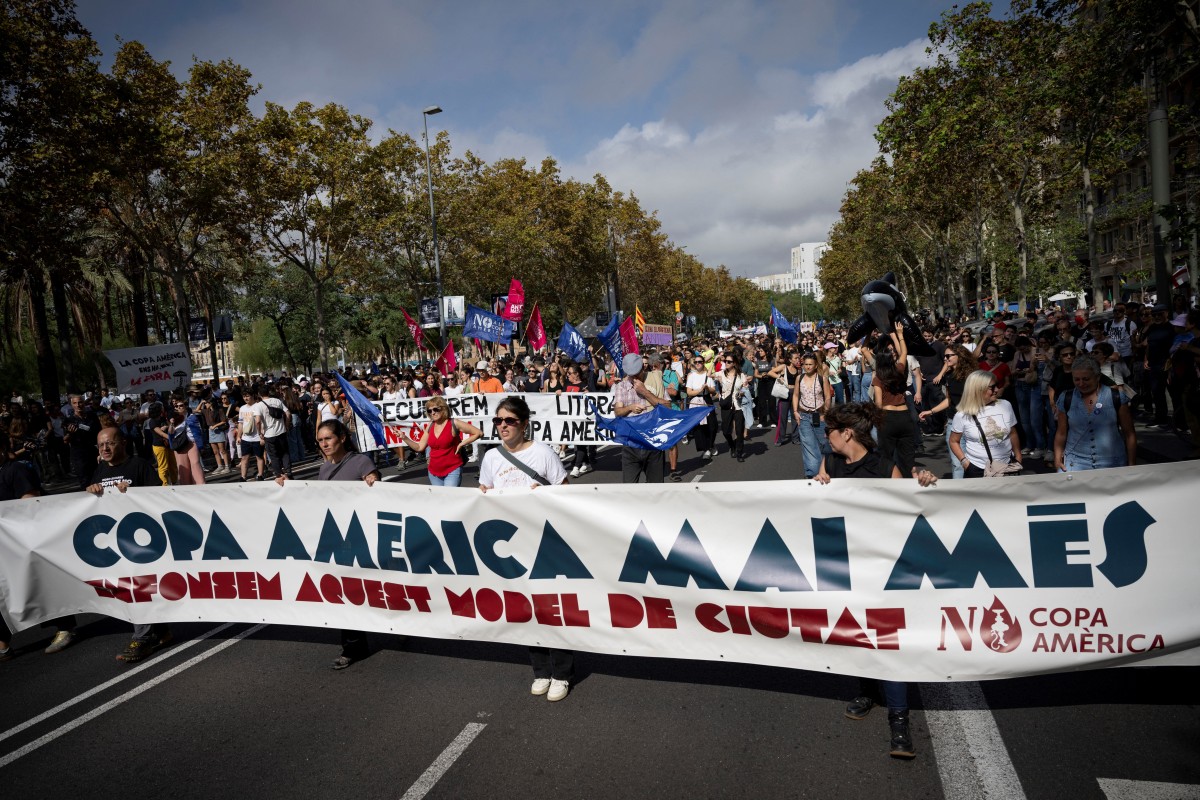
[{"x1": 90, "y1": 456, "x2": 164, "y2": 489}]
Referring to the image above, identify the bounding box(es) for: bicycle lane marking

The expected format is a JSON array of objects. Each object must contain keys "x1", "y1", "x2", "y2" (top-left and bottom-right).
[
  {"x1": 920, "y1": 682, "x2": 1027, "y2": 800},
  {"x1": 0, "y1": 624, "x2": 265, "y2": 769}
]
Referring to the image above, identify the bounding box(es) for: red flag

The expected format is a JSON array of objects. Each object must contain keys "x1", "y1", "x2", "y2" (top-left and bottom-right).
[
  {"x1": 619, "y1": 316, "x2": 640, "y2": 354},
  {"x1": 525, "y1": 302, "x2": 547, "y2": 351},
  {"x1": 435, "y1": 340, "x2": 457, "y2": 375},
  {"x1": 502, "y1": 279, "x2": 525, "y2": 320},
  {"x1": 401, "y1": 308, "x2": 428, "y2": 350}
]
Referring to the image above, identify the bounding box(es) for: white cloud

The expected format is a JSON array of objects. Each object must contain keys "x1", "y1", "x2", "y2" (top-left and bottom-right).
[{"x1": 563, "y1": 38, "x2": 933, "y2": 278}]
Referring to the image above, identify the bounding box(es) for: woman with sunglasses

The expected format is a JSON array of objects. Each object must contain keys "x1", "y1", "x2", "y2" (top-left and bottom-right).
[
  {"x1": 685, "y1": 355, "x2": 718, "y2": 460},
  {"x1": 977, "y1": 342, "x2": 1012, "y2": 396},
  {"x1": 920, "y1": 345, "x2": 978, "y2": 478},
  {"x1": 792, "y1": 353, "x2": 832, "y2": 478},
  {"x1": 399, "y1": 396, "x2": 481, "y2": 487},
  {"x1": 477, "y1": 397, "x2": 573, "y2": 702},
  {"x1": 167, "y1": 396, "x2": 207, "y2": 485},
  {"x1": 716, "y1": 354, "x2": 749, "y2": 461},
  {"x1": 1052, "y1": 354, "x2": 1137, "y2": 472},
  {"x1": 949, "y1": 371, "x2": 1021, "y2": 478},
  {"x1": 814, "y1": 402, "x2": 936, "y2": 759}
]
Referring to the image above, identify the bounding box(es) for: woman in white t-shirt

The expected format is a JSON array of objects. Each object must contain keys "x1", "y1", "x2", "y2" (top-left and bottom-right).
[
  {"x1": 477, "y1": 397, "x2": 572, "y2": 702},
  {"x1": 317, "y1": 388, "x2": 340, "y2": 422},
  {"x1": 949, "y1": 370, "x2": 1022, "y2": 478}
]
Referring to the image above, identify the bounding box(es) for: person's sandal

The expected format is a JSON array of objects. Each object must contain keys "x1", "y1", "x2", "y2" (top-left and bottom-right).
[{"x1": 331, "y1": 655, "x2": 354, "y2": 670}]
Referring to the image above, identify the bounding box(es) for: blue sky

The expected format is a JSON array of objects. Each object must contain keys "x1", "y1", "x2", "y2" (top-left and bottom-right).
[{"x1": 76, "y1": 0, "x2": 956, "y2": 278}]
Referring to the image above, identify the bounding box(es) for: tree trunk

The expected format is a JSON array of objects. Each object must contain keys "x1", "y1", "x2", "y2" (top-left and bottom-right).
[
  {"x1": 1188, "y1": 179, "x2": 1199, "y2": 303},
  {"x1": 314, "y1": 279, "x2": 329, "y2": 373},
  {"x1": 169, "y1": 266, "x2": 192, "y2": 362},
  {"x1": 1013, "y1": 198, "x2": 1028, "y2": 315},
  {"x1": 50, "y1": 273, "x2": 77, "y2": 392},
  {"x1": 129, "y1": 251, "x2": 150, "y2": 347},
  {"x1": 27, "y1": 273, "x2": 60, "y2": 403},
  {"x1": 1083, "y1": 164, "x2": 1104, "y2": 310},
  {"x1": 989, "y1": 250, "x2": 999, "y2": 318}
]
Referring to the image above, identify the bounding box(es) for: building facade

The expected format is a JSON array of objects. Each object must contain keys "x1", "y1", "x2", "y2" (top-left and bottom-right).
[{"x1": 751, "y1": 242, "x2": 829, "y2": 300}]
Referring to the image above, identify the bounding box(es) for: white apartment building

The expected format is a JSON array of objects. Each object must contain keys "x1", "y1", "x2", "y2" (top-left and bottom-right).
[{"x1": 750, "y1": 242, "x2": 828, "y2": 300}]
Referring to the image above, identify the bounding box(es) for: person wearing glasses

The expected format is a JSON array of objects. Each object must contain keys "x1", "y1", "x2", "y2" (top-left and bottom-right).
[
  {"x1": 921, "y1": 345, "x2": 978, "y2": 478},
  {"x1": 791, "y1": 353, "x2": 832, "y2": 477},
  {"x1": 477, "y1": 397, "x2": 573, "y2": 701},
  {"x1": 168, "y1": 396, "x2": 207, "y2": 485},
  {"x1": 977, "y1": 342, "x2": 1012, "y2": 396},
  {"x1": 716, "y1": 353, "x2": 750, "y2": 462},
  {"x1": 814, "y1": 402, "x2": 937, "y2": 759},
  {"x1": 685, "y1": 354, "x2": 718, "y2": 460},
  {"x1": 399, "y1": 396, "x2": 481, "y2": 487},
  {"x1": 949, "y1": 371, "x2": 1022, "y2": 478},
  {"x1": 1052, "y1": 354, "x2": 1137, "y2": 472}
]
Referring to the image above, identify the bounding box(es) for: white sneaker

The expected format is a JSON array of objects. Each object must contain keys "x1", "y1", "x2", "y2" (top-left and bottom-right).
[
  {"x1": 1021, "y1": 448, "x2": 1032, "y2": 455},
  {"x1": 569, "y1": 467, "x2": 581, "y2": 478},
  {"x1": 1027, "y1": 449, "x2": 1042, "y2": 459},
  {"x1": 531, "y1": 678, "x2": 551, "y2": 696},
  {"x1": 547, "y1": 678, "x2": 569, "y2": 702},
  {"x1": 578, "y1": 464, "x2": 592, "y2": 475},
  {"x1": 467, "y1": 455, "x2": 477, "y2": 463}
]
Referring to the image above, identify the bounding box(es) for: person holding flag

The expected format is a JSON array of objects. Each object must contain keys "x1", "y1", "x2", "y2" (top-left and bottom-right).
[{"x1": 612, "y1": 352, "x2": 672, "y2": 482}]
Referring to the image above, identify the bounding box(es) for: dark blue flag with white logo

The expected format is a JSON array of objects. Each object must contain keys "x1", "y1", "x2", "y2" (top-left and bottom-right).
[
  {"x1": 463, "y1": 303, "x2": 516, "y2": 343},
  {"x1": 333, "y1": 372, "x2": 386, "y2": 448},
  {"x1": 557, "y1": 322, "x2": 590, "y2": 363},
  {"x1": 598, "y1": 313, "x2": 626, "y2": 373},
  {"x1": 594, "y1": 403, "x2": 713, "y2": 450},
  {"x1": 771, "y1": 304, "x2": 798, "y2": 344}
]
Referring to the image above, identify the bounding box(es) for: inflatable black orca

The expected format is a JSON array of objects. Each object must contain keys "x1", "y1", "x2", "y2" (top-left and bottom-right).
[{"x1": 846, "y1": 271, "x2": 933, "y2": 356}]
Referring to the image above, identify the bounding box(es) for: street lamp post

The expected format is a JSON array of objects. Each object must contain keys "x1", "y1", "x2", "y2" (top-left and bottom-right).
[{"x1": 422, "y1": 105, "x2": 445, "y2": 348}]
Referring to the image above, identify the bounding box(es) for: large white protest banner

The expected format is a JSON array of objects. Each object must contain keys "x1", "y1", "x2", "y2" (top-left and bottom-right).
[
  {"x1": 103, "y1": 344, "x2": 193, "y2": 395},
  {"x1": 351, "y1": 392, "x2": 628, "y2": 451},
  {"x1": 2, "y1": 463, "x2": 1197, "y2": 682}
]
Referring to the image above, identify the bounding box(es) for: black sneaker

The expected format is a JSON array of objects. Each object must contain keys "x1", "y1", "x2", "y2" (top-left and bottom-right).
[
  {"x1": 845, "y1": 696, "x2": 876, "y2": 720},
  {"x1": 888, "y1": 711, "x2": 916, "y2": 758}
]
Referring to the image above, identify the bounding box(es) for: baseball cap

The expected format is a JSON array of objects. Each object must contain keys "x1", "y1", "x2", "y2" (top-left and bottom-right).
[
  {"x1": 822, "y1": 342, "x2": 837, "y2": 349},
  {"x1": 993, "y1": 321, "x2": 1007, "y2": 331},
  {"x1": 476, "y1": 360, "x2": 489, "y2": 371}
]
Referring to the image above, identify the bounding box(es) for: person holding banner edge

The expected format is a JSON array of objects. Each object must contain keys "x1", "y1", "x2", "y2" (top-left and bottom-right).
[
  {"x1": 276, "y1": 418, "x2": 380, "y2": 669},
  {"x1": 476, "y1": 396, "x2": 573, "y2": 701},
  {"x1": 814, "y1": 402, "x2": 938, "y2": 758}
]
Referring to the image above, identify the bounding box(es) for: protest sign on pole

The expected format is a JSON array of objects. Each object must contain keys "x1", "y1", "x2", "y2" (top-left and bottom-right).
[
  {"x1": 418, "y1": 297, "x2": 441, "y2": 329},
  {"x1": 103, "y1": 344, "x2": 193, "y2": 395},
  {"x1": 642, "y1": 324, "x2": 673, "y2": 346}
]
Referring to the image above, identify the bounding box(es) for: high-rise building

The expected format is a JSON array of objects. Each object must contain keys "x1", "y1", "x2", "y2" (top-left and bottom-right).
[{"x1": 751, "y1": 242, "x2": 828, "y2": 300}]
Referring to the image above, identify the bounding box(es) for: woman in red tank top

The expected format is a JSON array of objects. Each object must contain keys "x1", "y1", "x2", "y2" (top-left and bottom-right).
[{"x1": 399, "y1": 396, "x2": 482, "y2": 487}]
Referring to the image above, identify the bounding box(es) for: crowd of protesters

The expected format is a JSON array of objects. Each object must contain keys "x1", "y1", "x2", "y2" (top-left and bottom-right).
[{"x1": 3, "y1": 294, "x2": 1198, "y2": 759}]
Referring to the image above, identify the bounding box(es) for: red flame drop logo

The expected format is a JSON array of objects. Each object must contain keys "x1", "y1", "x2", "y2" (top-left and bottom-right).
[{"x1": 984, "y1": 596, "x2": 1022, "y2": 653}]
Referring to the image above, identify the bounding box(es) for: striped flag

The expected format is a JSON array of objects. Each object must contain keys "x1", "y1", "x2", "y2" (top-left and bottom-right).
[{"x1": 634, "y1": 305, "x2": 646, "y2": 337}]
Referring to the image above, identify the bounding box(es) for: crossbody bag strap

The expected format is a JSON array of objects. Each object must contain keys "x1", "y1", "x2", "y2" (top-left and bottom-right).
[
  {"x1": 971, "y1": 415, "x2": 994, "y2": 463},
  {"x1": 496, "y1": 445, "x2": 551, "y2": 486}
]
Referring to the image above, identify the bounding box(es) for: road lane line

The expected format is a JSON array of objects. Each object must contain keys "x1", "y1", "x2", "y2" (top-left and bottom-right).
[
  {"x1": 399, "y1": 722, "x2": 487, "y2": 800},
  {"x1": 691, "y1": 474, "x2": 704, "y2": 483},
  {"x1": 920, "y1": 682, "x2": 1027, "y2": 800},
  {"x1": 0, "y1": 623, "x2": 264, "y2": 769},
  {"x1": 1098, "y1": 779, "x2": 1200, "y2": 799},
  {"x1": 0, "y1": 622, "x2": 236, "y2": 745}
]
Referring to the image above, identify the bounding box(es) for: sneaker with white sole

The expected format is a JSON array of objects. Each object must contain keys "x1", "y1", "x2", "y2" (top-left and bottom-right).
[
  {"x1": 1027, "y1": 449, "x2": 1042, "y2": 459},
  {"x1": 547, "y1": 678, "x2": 569, "y2": 702},
  {"x1": 578, "y1": 464, "x2": 592, "y2": 475},
  {"x1": 569, "y1": 467, "x2": 581, "y2": 478},
  {"x1": 531, "y1": 678, "x2": 551, "y2": 696},
  {"x1": 44, "y1": 630, "x2": 75, "y2": 654}
]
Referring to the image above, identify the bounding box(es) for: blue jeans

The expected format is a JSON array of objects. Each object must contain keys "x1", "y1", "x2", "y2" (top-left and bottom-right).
[
  {"x1": 831, "y1": 381, "x2": 845, "y2": 405},
  {"x1": 1043, "y1": 395, "x2": 1057, "y2": 445},
  {"x1": 859, "y1": 370, "x2": 874, "y2": 402},
  {"x1": 287, "y1": 424, "x2": 304, "y2": 464},
  {"x1": 846, "y1": 374, "x2": 862, "y2": 404},
  {"x1": 947, "y1": 425, "x2": 964, "y2": 479},
  {"x1": 1015, "y1": 382, "x2": 1045, "y2": 450},
  {"x1": 797, "y1": 411, "x2": 827, "y2": 478},
  {"x1": 776, "y1": 399, "x2": 798, "y2": 444},
  {"x1": 429, "y1": 467, "x2": 462, "y2": 487}
]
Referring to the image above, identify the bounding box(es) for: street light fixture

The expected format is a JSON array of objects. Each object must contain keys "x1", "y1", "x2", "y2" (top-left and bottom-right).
[{"x1": 422, "y1": 105, "x2": 445, "y2": 348}]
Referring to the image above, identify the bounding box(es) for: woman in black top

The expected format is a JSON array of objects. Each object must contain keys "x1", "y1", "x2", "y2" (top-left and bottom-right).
[
  {"x1": 815, "y1": 403, "x2": 937, "y2": 758},
  {"x1": 921, "y1": 344, "x2": 978, "y2": 479}
]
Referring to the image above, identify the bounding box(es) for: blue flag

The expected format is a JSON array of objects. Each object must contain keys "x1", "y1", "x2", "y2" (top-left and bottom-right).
[
  {"x1": 598, "y1": 313, "x2": 625, "y2": 373},
  {"x1": 594, "y1": 403, "x2": 713, "y2": 450},
  {"x1": 771, "y1": 304, "x2": 797, "y2": 344},
  {"x1": 463, "y1": 303, "x2": 516, "y2": 343},
  {"x1": 333, "y1": 372, "x2": 386, "y2": 448},
  {"x1": 557, "y1": 322, "x2": 589, "y2": 363}
]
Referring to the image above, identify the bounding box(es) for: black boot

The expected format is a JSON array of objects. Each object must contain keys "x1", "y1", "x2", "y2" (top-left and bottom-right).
[
  {"x1": 888, "y1": 710, "x2": 916, "y2": 758},
  {"x1": 844, "y1": 696, "x2": 875, "y2": 720}
]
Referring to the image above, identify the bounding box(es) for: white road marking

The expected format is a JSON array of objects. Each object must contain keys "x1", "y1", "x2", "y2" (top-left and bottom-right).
[
  {"x1": 920, "y1": 682, "x2": 1027, "y2": 800},
  {"x1": 1097, "y1": 779, "x2": 1200, "y2": 799},
  {"x1": 0, "y1": 623, "x2": 265, "y2": 769},
  {"x1": 691, "y1": 474, "x2": 704, "y2": 483},
  {"x1": 399, "y1": 722, "x2": 487, "y2": 800},
  {"x1": 0, "y1": 622, "x2": 236, "y2": 745}
]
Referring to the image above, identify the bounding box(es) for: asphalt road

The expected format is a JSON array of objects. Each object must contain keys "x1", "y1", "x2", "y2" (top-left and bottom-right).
[{"x1": 4, "y1": 422, "x2": 1198, "y2": 800}]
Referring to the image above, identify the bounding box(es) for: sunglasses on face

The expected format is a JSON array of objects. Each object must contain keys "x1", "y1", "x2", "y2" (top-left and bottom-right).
[{"x1": 492, "y1": 416, "x2": 521, "y2": 427}]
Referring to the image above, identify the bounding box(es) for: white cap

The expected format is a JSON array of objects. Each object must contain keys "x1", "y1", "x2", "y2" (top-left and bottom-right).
[{"x1": 476, "y1": 360, "x2": 489, "y2": 371}]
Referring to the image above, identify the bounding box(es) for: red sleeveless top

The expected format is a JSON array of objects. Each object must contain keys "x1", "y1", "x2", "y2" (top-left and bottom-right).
[{"x1": 427, "y1": 419, "x2": 463, "y2": 478}]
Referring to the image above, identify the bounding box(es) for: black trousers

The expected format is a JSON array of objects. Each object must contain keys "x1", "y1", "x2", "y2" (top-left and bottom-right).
[
  {"x1": 265, "y1": 433, "x2": 291, "y2": 478},
  {"x1": 720, "y1": 404, "x2": 745, "y2": 455},
  {"x1": 691, "y1": 411, "x2": 716, "y2": 453},
  {"x1": 878, "y1": 409, "x2": 916, "y2": 476},
  {"x1": 529, "y1": 646, "x2": 574, "y2": 681},
  {"x1": 621, "y1": 447, "x2": 664, "y2": 483},
  {"x1": 341, "y1": 629, "x2": 369, "y2": 659}
]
